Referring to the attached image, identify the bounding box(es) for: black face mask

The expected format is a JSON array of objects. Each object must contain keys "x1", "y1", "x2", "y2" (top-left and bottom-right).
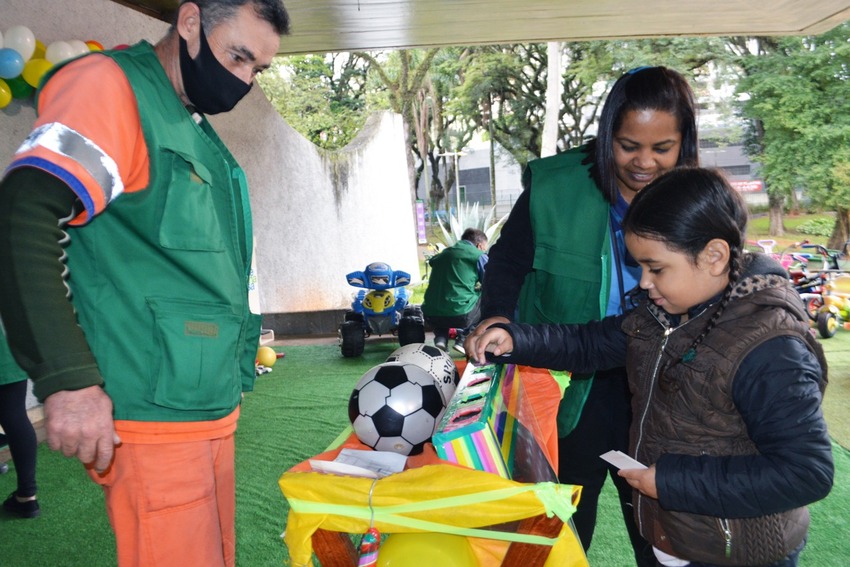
[{"x1": 178, "y1": 23, "x2": 252, "y2": 115}]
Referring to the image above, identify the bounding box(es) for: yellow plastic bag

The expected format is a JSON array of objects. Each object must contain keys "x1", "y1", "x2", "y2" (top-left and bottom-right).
[{"x1": 279, "y1": 463, "x2": 586, "y2": 567}]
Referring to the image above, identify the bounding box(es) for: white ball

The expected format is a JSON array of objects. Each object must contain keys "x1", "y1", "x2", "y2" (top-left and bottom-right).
[
  {"x1": 386, "y1": 343, "x2": 459, "y2": 404},
  {"x1": 45, "y1": 41, "x2": 74, "y2": 65},
  {"x1": 348, "y1": 363, "x2": 447, "y2": 456},
  {"x1": 67, "y1": 39, "x2": 90, "y2": 57},
  {"x1": 4, "y1": 26, "x2": 35, "y2": 61}
]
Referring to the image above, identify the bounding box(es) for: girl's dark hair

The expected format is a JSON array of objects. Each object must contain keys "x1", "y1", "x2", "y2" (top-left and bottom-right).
[
  {"x1": 623, "y1": 167, "x2": 748, "y2": 362},
  {"x1": 590, "y1": 66, "x2": 699, "y2": 205},
  {"x1": 174, "y1": 0, "x2": 291, "y2": 35}
]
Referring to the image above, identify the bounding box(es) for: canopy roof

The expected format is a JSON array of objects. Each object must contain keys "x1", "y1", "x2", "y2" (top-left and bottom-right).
[{"x1": 110, "y1": 0, "x2": 850, "y2": 55}]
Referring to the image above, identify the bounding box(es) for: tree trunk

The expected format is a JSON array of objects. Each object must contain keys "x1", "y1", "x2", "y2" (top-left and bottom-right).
[
  {"x1": 767, "y1": 192, "x2": 786, "y2": 237},
  {"x1": 787, "y1": 188, "x2": 800, "y2": 215},
  {"x1": 541, "y1": 42, "x2": 562, "y2": 158},
  {"x1": 828, "y1": 207, "x2": 850, "y2": 252}
]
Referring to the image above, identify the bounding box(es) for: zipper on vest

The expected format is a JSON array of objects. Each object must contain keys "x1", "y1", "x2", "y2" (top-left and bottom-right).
[
  {"x1": 635, "y1": 325, "x2": 673, "y2": 534},
  {"x1": 719, "y1": 517, "x2": 732, "y2": 559}
]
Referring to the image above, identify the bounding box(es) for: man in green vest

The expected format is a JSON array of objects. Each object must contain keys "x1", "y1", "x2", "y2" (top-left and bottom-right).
[
  {"x1": 422, "y1": 228, "x2": 489, "y2": 351},
  {"x1": 0, "y1": 2, "x2": 290, "y2": 564}
]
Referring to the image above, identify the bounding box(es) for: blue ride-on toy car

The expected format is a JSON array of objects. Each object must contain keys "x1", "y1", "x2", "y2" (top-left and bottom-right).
[{"x1": 338, "y1": 262, "x2": 425, "y2": 357}]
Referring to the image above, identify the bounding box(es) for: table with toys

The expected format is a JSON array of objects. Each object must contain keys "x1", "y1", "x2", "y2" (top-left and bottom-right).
[{"x1": 279, "y1": 356, "x2": 588, "y2": 567}]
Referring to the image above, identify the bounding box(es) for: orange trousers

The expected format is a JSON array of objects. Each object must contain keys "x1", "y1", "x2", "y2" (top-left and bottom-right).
[{"x1": 88, "y1": 434, "x2": 236, "y2": 567}]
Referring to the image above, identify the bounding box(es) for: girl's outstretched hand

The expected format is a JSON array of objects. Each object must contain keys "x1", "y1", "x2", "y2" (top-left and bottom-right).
[
  {"x1": 465, "y1": 326, "x2": 514, "y2": 365},
  {"x1": 619, "y1": 465, "x2": 658, "y2": 499}
]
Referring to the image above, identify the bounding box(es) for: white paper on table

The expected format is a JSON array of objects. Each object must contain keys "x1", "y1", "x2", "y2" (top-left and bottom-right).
[
  {"x1": 310, "y1": 448, "x2": 407, "y2": 478},
  {"x1": 600, "y1": 450, "x2": 647, "y2": 470}
]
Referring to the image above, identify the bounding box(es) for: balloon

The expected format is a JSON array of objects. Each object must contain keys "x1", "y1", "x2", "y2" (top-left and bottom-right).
[
  {"x1": 5, "y1": 75, "x2": 34, "y2": 99},
  {"x1": 0, "y1": 48, "x2": 24, "y2": 80},
  {"x1": 32, "y1": 39, "x2": 46, "y2": 60},
  {"x1": 0, "y1": 30, "x2": 4, "y2": 50},
  {"x1": 377, "y1": 533, "x2": 477, "y2": 567},
  {"x1": 256, "y1": 346, "x2": 277, "y2": 367},
  {"x1": 4, "y1": 25, "x2": 36, "y2": 61},
  {"x1": 22, "y1": 58, "x2": 52, "y2": 88},
  {"x1": 85, "y1": 40, "x2": 104, "y2": 52},
  {"x1": 67, "y1": 40, "x2": 90, "y2": 58},
  {"x1": 113, "y1": 44, "x2": 131, "y2": 50},
  {"x1": 45, "y1": 41, "x2": 74, "y2": 65},
  {"x1": 0, "y1": 79, "x2": 11, "y2": 109}
]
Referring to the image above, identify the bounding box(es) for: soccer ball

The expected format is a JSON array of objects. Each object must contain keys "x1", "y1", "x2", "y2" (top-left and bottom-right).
[
  {"x1": 386, "y1": 343, "x2": 459, "y2": 404},
  {"x1": 348, "y1": 362, "x2": 447, "y2": 455}
]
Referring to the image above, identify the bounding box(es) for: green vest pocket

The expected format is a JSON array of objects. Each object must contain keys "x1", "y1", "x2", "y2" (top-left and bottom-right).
[
  {"x1": 147, "y1": 297, "x2": 242, "y2": 411},
  {"x1": 157, "y1": 149, "x2": 226, "y2": 252}
]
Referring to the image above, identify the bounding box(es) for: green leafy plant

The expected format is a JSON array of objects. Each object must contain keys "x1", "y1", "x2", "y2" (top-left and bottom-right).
[
  {"x1": 435, "y1": 202, "x2": 509, "y2": 249},
  {"x1": 797, "y1": 217, "x2": 834, "y2": 237}
]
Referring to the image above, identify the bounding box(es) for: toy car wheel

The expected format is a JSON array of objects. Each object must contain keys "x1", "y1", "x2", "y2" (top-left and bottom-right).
[
  {"x1": 339, "y1": 320, "x2": 365, "y2": 357},
  {"x1": 816, "y1": 311, "x2": 838, "y2": 338},
  {"x1": 402, "y1": 305, "x2": 423, "y2": 318},
  {"x1": 344, "y1": 311, "x2": 364, "y2": 323},
  {"x1": 805, "y1": 296, "x2": 823, "y2": 321},
  {"x1": 398, "y1": 315, "x2": 425, "y2": 346}
]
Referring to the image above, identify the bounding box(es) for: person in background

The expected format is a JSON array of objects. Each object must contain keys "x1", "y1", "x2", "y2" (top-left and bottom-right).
[
  {"x1": 467, "y1": 167, "x2": 833, "y2": 567},
  {"x1": 0, "y1": 1, "x2": 290, "y2": 565},
  {"x1": 422, "y1": 228, "x2": 489, "y2": 352},
  {"x1": 466, "y1": 66, "x2": 699, "y2": 565},
  {"x1": 0, "y1": 338, "x2": 39, "y2": 519}
]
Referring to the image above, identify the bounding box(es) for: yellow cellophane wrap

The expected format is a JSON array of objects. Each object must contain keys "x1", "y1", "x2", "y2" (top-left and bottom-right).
[
  {"x1": 279, "y1": 364, "x2": 583, "y2": 566},
  {"x1": 279, "y1": 463, "x2": 586, "y2": 567}
]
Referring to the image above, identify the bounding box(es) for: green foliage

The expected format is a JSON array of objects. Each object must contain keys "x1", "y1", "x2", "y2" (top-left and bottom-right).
[
  {"x1": 257, "y1": 54, "x2": 370, "y2": 150},
  {"x1": 736, "y1": 24, "x2": 850, "y2": 212},
  {"x1": 796, "y1": 217, "x2": 835, "y2": 237},
  {"x1": 435, "y1": 202, "x2": 509, "y2": 248}
]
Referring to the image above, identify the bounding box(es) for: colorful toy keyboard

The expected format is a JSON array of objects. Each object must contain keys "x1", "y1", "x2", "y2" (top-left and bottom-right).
[{"x1": 432, "y1": 362, "x2": 521, "y2": 478}]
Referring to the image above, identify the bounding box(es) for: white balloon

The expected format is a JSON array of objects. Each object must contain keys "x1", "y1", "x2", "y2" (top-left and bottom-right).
[
  {"x1": 45, "y1": 41, "x2": 74, "y2": 65},
  {"x1": 67, "y1": 40, "x2": 90, "y2": 58},
  {"x1": 4, "y1": 25, "x2": 36, "y2": 61},
  {"x1": 0, "y1": 30, "x2": 4, "y2": 50}
]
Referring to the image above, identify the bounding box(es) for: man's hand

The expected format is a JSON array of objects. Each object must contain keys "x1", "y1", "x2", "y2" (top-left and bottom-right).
[
  {"x1": 43, "y1": 385, "x2": 120, "y2": 472},
  {"x1": 619, "y1": 464, "x2": 658, "y2": 499}
]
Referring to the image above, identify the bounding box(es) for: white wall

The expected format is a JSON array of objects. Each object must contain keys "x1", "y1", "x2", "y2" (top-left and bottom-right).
[{"x1": 0, "y1": 0, "x2": 419, "y2": 329}]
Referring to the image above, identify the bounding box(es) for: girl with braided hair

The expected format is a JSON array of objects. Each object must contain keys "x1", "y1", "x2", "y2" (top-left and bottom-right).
[{"x1": 466, "y1": 167, "x2": 834, "y2": 567}]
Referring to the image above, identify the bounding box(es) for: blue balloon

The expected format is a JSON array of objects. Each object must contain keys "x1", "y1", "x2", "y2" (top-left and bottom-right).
[{"x1": 0, "y1": 48, "x2": 25, "y2": 80}]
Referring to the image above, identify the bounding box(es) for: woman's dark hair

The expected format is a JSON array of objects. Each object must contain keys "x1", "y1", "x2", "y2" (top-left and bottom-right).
[
  {"x1": 589, "y1": 66, "x2": 699, "y2": 205},
  {"x1": 174, "y1": 0, "x2": 291, "y2": 36},
  {"x1": 623, "y1": 166, "x2": 748, "y2": 361}
]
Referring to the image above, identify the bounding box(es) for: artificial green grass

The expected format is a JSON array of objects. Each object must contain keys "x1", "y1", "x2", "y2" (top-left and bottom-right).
[{"x1": 1, "y1": 336, "x2": 848, "y2": 566}]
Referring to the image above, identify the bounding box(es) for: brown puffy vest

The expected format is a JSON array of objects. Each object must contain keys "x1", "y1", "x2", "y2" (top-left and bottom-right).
[{"x1": 622, "y1": 273, "x2": 827, "y2": 565}]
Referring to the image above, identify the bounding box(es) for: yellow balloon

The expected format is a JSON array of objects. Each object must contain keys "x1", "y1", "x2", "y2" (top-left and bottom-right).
[
  {"x1": 377, "y1": 533, "x2": 477, "y2": 567},
  {"x1": 256, "y1": 346, "x2": 277, "y2": 367},
  {"x1": 22, "y1": 58, "x2": 52, "y2": 88},
  {"x1": 0, "y1": 79, "x2": 11, "y2": 109},
  {"x1": 32, "y1": 39, "x2": 47, "y2": 60}
]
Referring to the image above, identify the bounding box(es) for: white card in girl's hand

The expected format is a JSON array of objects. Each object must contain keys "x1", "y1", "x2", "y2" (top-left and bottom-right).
[{"x1": 600, "y1": 450, "x2": 647, "y2": 470}]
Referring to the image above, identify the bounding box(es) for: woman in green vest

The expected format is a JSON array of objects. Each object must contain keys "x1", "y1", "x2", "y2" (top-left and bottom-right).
[{"x1": 467, "y1": 66, "x2": 699, "y2": 566}]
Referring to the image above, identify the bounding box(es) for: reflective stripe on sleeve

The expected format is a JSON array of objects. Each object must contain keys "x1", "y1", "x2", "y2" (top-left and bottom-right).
[{"x1": 15, "y1": 122, "x2": 125, "y2": 205}]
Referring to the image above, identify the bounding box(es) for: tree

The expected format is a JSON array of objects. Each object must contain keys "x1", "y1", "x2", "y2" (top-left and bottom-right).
[
  {"x1": 356, "y1": 48, "x2": 441, "y2": 206},
  {"x1": 449, "y1": 39, "x2": 725, "y2": 170},
  {"x1": 736, "y1": 24, "x2": 850, "y2": 245},
  {"x1": 257, "y1": 53, "x2": 370, "y2": 150}
]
